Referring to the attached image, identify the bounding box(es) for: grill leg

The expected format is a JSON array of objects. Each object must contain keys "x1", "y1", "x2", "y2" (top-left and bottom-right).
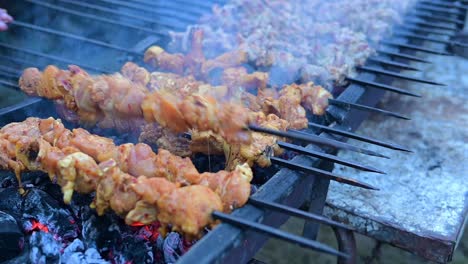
[
  {"x1": 302, "y1": 160, "x2": 333, "y2": 239},
  {"x1": 333, "y1": 227, "x2": 357, "y2": 264}
]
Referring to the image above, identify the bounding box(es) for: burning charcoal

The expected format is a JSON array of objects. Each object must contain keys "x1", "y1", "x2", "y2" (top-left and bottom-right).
[
  {"x1": 28, "y1": 231, "x2": 61, "y2": 263},
  {"x1": 0, "y1": 211, "x2": 23, "y2": 262},
  {"x1": 61, "y1": 239, "x2": 85, "y2": 262},
  {"x1": 162, "y1": 232, "x2": 185, "y2": 264},
  {"x1": 0, "y1": 187, "x2": 24, "y2": 219},
  {"x1": 22, "y1": 188, "x2": 78, "y2": 242},
  {"x1": 62, "y1": 239, "x2": 109, "y2": 264}
]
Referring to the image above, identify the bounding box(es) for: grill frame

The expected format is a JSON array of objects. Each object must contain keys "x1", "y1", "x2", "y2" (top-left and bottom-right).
[{"x1": 0, "y1": 0, "x2": 464, "y2": 263}]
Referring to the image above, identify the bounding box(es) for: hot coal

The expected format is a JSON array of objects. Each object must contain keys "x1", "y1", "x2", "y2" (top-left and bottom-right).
[
  {"x1": 0, "y1": 210, "x2": 23, "y2": 262},
  {"x1": 0, "y1": 170, "x2": 197, "y2": 263}
]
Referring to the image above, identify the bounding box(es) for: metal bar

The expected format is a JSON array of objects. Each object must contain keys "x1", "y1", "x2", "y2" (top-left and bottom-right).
[
  {"x1": 120, "y1": 0, "x2": 208, "y2": 15},
  {"x1": 0, "y1": 42, "x2": 109, "y2": 74},
  {"x1": 420, "y1": 1, "x2": 468, "y2": 10},
  {"x1": 346, "y1": 77, "x2": 422, "y2": 97},
  {"x1": 0, "y1": 54, "x2": 37, "y2": 68},
  {"x1": 270, "y1": 157, "x2": 379, "y2": 190},
  {"x1": 380, "y1": 40, "x2": 452, "y2": 55},
  {"x1": 0, "y1": 79, "x2": 18, "y2": 88},
  {"x1": 25, "y1": 0, "x2": 166, "y2": 36},
  {"x1": 328, "y1": 99, "x2": 410, "y2": 120},
  {"x1": 0, "y1": 65, "x2": 21, "y2": 76},
  {"x1": 376, "y1": 50, "x2": 431, "y2": 63},
  {"x1": 57, "y1": 0, "x2": 182, "y2": 30},
  {"x1": 356, "y1": 66, "x2": 445, "y2": 86},
  {"x1": 406, "y1": 19, "x2": 458, "y2": 31},
  {"x1": 277, "y1": 141, "x2": 385, "y2": 174},
  {"x1": 410, "y1": 11, "x2": 466, "y2": 25},
  {"x1": 367, "y1": 57, "x2": 421, "y2": 71},
  {"x1": 333, "y1": 227, "x2": 358, "y2": 264},
  {"x1": 10, "y1": 21, "x2": 142, "y2": 56},
  {"x1": 248, "y1": 198, "x2": 352, "y2": 230},
  {"x1": 0, "y1": 71, "x2": 18, "y2": 79},
  {"x1": 307, "y1": 123, "x2": 411, "y2": 152},
  {"x1": 393, "y1": 31, "x2": 454, "y2": 45},
  {"x1": 415, "y1": 4, "x2": 464, "y2": 15},
  {"x1": 95, "y1": 0, "x2": 198, "y2": 23},
  {"x1": 212, "y1": 211, "x2": 348, "y2": 258},
  {"x1": 398, "y1": 24, "x2": 456, "y2": 37},
  {"x1": 248, "y1": 125, "x2": 389, "y2": 158}
]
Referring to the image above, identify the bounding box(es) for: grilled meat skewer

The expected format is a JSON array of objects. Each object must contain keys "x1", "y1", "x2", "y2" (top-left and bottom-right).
[
  {"x1": 0, "y1": 117, "x2": 253, "y2": 212},
  {"x1": 6, "y1": 136, "x2": 222, "y2": 239}
]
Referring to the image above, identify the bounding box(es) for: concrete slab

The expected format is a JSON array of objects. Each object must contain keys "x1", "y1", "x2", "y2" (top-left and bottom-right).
[{"x1": 324, "y1": 55, "x2": 468, "y2": 263}]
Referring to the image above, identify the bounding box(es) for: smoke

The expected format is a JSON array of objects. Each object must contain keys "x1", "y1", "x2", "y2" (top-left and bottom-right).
[{"x1": 169, "y1": 0, "x2": 417, "y2": 90}]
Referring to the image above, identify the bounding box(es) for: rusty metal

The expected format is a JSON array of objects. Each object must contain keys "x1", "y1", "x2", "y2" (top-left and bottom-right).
[{"x1": 333, "y1": 227, "x2": 358, "y2": 264}]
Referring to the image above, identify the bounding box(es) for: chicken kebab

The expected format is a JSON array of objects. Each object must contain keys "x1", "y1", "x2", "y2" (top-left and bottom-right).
[
  {"x1": 0, "y1": 117, "x2": 253, "y2": 213},
  {"x1": 1, "y1": 130, "x2": 223, "y2": 239},
  {"x1": 18, "y1": 63, "x2": 333, "y2": 171}
]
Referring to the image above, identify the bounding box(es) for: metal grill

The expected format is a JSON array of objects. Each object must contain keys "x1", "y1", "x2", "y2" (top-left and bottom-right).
[{"x1": 0, "y1": 0, "x2": 466, "y2": 263}]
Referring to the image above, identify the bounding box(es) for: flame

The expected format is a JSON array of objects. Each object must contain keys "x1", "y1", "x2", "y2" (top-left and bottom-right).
[{"x1": 29, "y1": 219, "x2": 49, "y2": 233}]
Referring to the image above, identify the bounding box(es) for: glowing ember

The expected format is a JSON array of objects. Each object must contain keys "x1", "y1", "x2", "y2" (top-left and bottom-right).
[
  {"x1": 137, "y1": 222, "x2": 160, "y2": 242},
  {"x1": 29, "y1": 219, "x2": 49, "y2": 233}
]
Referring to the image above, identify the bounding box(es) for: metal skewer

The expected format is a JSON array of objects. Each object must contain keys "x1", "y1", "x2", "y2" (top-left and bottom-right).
[
  {"x1": 248, "y1": 125, "x2": 389, "y2": 159},
  {"x1": 405, "y1": 19, "x2": 458, "y2": 31},
  {"x1": 277, "y1": 141, "x2": 385, "y2": 174},
  {"x1": 398, "y1": 24, "x2": 456, "y2": 37},
  {"x1": 346, "y1": 77, "x2": 422, "y2": 97},
  {"x1": 248, "y1": 198, "x2": 352, "y2": 230},
  {"x1": 380, "y1": 40, "x2": 452, "y2": 55},
  {"x1": 270, "y1": 157, "x2": 379, "y2": 190},
  {"x1": 212, "y1": 211, "x2": 349, "y2": 258},
  {"x1": 307, "y1": 123, "x2": 411, "y2": 152},
  {"x1": 356, "y1": 66, "x2": 445, "y2": 86},
  {"x1": 328, "y1": 99, "x2": 410, "y2": 120},
  {"x1": 367, "y1": 57, "x2": 421, "y2": 71},
  {"x1": 376, "y1": 50, "x2": 431, "y2": 63}
]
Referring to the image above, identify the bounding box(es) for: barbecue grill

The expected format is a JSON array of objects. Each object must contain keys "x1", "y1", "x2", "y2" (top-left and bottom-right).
[{"x1": 0, "y1": 0, "x2": 466, "y2": 263}]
